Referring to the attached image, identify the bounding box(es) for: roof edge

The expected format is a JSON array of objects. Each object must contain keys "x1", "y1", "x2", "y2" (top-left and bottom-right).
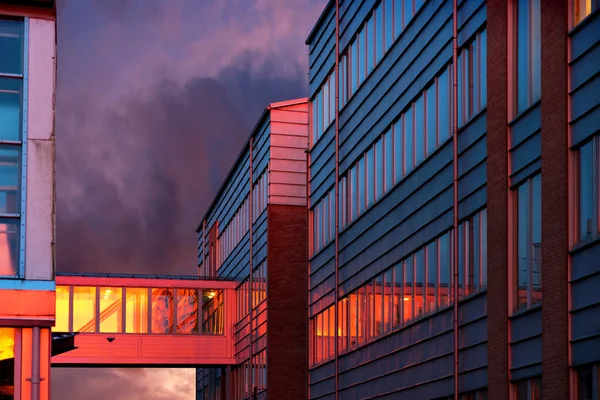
[{"x1": 305, "y1": 0, "x2": 334, "y2": 45}]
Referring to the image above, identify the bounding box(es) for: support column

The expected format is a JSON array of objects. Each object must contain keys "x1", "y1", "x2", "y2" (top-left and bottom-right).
[
  {"x1": 486, "y1": 1, "x2": 510, "y2": 399},
  {"x1": 540, "y1": 1, "x2": 569, "y2": 399}
]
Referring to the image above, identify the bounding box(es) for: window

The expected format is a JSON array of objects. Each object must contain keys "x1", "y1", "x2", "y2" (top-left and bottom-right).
[
  {"x1": 575, "y1": 138, "x2": 599, "y2": 244},
  {"x1": 514, "y1": 377, "x2": 542, "y2": 400},
  {"x1": 218, "y1": 197, "x2": 249, "y2": 268},
  {"x1": 459, "y1": 390, "x2": 488, "y2": 400},
  {"x1": 514, "y1": 0, "x2": 541, "y2": 114},
  {"x1": 458, "y1": 209, "x2": 488, "y2": 298},
  {"x1": 310, "y1": 303, "x2": 335, "y2": 365},
  {"x1": 0, "y1": 19, "x2": 24, "y2": 278},
  {"x1": 0, "y1": 328, "x2": 16, "y2": 395},
  {"x1": 339, "y1": 65, "x2": 453, "y2": 228},
  {"x1": 338, "y1": 0, "x2": 425, "y2": 109},
  {"x1": 252, "y1": 171, "x2": 268, "y2": 222},
  {"x1": 311, "y1": 69, "x2": 336, "y2": 146},
  {"x1": 577, "y1": 364, "x2": 599, "y2": 400},
  {"x1": 458, "y1": 29, "x2": 487, "y2": 127},
  {"x1": 312, "y1": 188, "x2": 335, "y2": 254},
  {"x1": 574, "y1": 0, "x2": 600, "y2": 26},
  {"x1": 514, "y1": 174, "x2": 542, "y2": 311},
  {"x1": 337, "y1": 230, "x2": 454, "y2": 353}
]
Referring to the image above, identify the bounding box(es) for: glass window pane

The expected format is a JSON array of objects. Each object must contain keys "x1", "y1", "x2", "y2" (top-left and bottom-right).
[
  {"x1": 350, "y1": 166, "x2": 357, "y2": 222},
  {"x1": 0, "y1": 218, "x2": 18, "y2": 276},
  {"x1": 152, "y1": 288, "x2": 174, "y2": 334},
  {"x1": 357, "y1": 286, "x2": 366, "y2": 345},
  {"x1": 385, "y1": 0, "x2": 394, "y2": 51},
  {"x1": 0, "y1": 327, "x2": 15, "y2": 394},
  {"x1": 577, "y1": 365, "x2": 594, "y2": 400},
  {"x1": 517, "y1": 182, "x2": 529, "y2": 310},
  {"x1": 351, "y1": 41, "x2": 358, "y2": 94},
  {"x1": 481, "y1": 209, "x2": 488, "y2": 288},
  {"x1": 438, "y1": 69, "x2": 450, "y2": 142},
  {"x1": 404, "y1": 256, "x2": 414, "y2": 322},
  {"x1": 426, "y1": 242, "x2": 438, "y2": 313},
  {"x1": 323, "y1": 79, "x2": 329, "y2": 129},
  {"x1": 367, "y1": 17, "x2": 375, "y2": 73},
  {"x1": 126, "y1": 287, "x2": 148, "y2": 333},
  {"x1": 0, "y1": 19, "x2": 23, "y2": 75},
  {"x1": 316, "y1": 313, "x2": 322, "y2": 363},
  {"x1": 376, "y1": 138, "x2": 384, "y2": 200},
  {"x1": 480, "y1": 29, "x2": 487, "y2": 109},
  {"x1": 531, "y1": 174, "x2": 542, "y2": 305},
  {"x1": 415, "y1": 249, "x2": 425, "y2": 317},
  {"x1": 358, "y1": 157, "x2": 366, "y2": 214},
  {"x1": 517, "y1": 0, "x2": 530, "y2": 113},
  {"x1": 375, "y1": 3, "x2": 384, "y2": 63},
  {"x1": 202, "y1": 289, "x2": 224, "y2": 335},
  {"x1": 177, "y1": 288, "x2": 198, "y2": 334},
  {"x1": 531, "y1": 0, "x2": 541, "y2": 104},
  {"x1": 393, "y1": 263, "x2": 403, "y2": 328},
  {"x1": 99, "y1": 287, "x2": 123, "y2": 333},
  {"x1": 384, "y1": 269, "x2": 392, "y2": 333},
  {"x1": 385, "y1": 129, "x2": 393, "y2": 192},
  {"x1": 404, "y1": 107, "x2": 414, "y2": 174},
  {"x1": 404, "y1": 0, "x2": 414, "y2": 25},
  {"x1": 579, "y1": 141, "x2": 594, "y2": 241},
  {"x1": 394, "y1": 120, "x2": 403, "y2": 182},
  {"x1": 0, "y1": 77, "x2": 22, "y2": 141},
  {"x1": 55, "y1": 286, "x2": 70, "y2": 332},
  {"x1": 394, "y1": 0, "x2": 403, "y2": 38},
  {"x1": 426, "y1": 84, "x2": 437, "y2": 156},
  {"x1": 367, "y1": 148, "x2": 375, "y2": 207},
  {"x1": 359, "y1": 28, "x2": 366, "y2": 84},
  {"x1": 439, "y1": 233, "x2": 451, "y2": 307},
  {"x1": 415, "y1": 95, "x2": 425, "y2": 165},
  {"x1": 330, "y1": 72, "x2": 336, "y2": 124},
  {"x1": 73, "y1": 286, "x2": 96, "y2": 332}
]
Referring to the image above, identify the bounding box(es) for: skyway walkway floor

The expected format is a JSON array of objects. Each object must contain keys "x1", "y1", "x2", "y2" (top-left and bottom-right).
[{"x1": 51, "y1": 273, "x2": 237, "y2": 367}]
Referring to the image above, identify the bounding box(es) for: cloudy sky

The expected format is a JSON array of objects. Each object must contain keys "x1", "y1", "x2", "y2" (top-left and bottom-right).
[{"x1": 51, "y1": 0, "x2": 324, "y2": 398}]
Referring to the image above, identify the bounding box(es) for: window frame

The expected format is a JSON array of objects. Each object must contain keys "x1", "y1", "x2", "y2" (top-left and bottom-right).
[
  {"x1": 573, "y1": 137, "x2": 600, "y2": 246},
  {"x1": 0, "y1": 16, "x2": 27, "y2": 279}
]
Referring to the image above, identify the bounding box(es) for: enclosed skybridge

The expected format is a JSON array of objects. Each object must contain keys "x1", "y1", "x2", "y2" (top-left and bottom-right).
[{"x1": 51, "y1": 273, "x2": 237, "y2": 367}]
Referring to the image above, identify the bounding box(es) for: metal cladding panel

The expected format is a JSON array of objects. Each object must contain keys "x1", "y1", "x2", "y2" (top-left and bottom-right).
[
  {"x1": 571, "y1": 242, "x2": 600, "y2": 366},
  {"x1": 510, "y1": 103, "x2": 541, "y2": 149},
  {"x1": 337, "y1": 308, "x2": 454, "y2": 399},
  {"x1": 338, "y1": 2, "x2": 452, "y2": 174},
  {"x1": 458, "y1": 294, "x2": 488, "y2": 391},
  {"x1": 338, "y1": 0, "x2": 373, "y2": 53},
  {"x1": 308, "y1": 5, "x2": 335, "y2": 91},
  {"x1": 268, "y1": 104, "x2": 309, "y2": 207},
  {"x1": 509, "y1": 307, "x2": 543, "y2": 380},
  {"x1": 309, "y1": 243, "x2": 335, "y2": 290},
  {"x1": 457, "y1": 0, "x2": 485, "y2": 47},
  {"x1": 253, "y1": 120, "x2": 270, "y2": 184},
  {"x1": 310, "y1": 125, "x2": 335, "y2": 203},
  {"x1": 337, "y1": 145, "x2": 453, "y2": 294},
  {"x1": 51, "y1": 334, "x2": 235, "y2": 366}
]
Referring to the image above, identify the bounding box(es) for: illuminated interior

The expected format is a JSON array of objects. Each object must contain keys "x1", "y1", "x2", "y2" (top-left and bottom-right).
[
  {"x1": 54, "y1": 285, "x2": 224, "y2": 335},
  {"x1": 0, "y1": 327, "x2": 15, "y2": 397}
]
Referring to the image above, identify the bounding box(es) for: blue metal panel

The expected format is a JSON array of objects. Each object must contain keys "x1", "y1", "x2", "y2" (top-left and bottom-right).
[
  {"x1": 510, "y1": 307, "x2": 542, "y2": 379},
  {"x1": 459, "y1": 368, "x2": 487, "y2": 394},
  {"x1": 308, "y1": 376, "x2": 335, "y2": 400},
  {"x1": 0, "y1": 279, "x2": 55, "y2": 291},
  {"x1": 571, "y1": 43, "x2": 600, "y2": 91},
  {"x1": 339, "y1": 8, "x2": 453, "y2": 172},
  {"x1": 253, "y1": 125, "x2": 270, "y2": 183},
  {"x1": 572, "y1": 73, "x2": 600, "y2": 122},
  {"x1": 308, "y1": 5, "x2": 335, "y2": 88},
  {"x1": 572, "y1": 304, "x2": 600, "y2": 342},
  {"x1": 458, "y1": 161, "x2": 486, "y2": 201},
  {"x1": 218, "y1": 236, "x2": 250, "y2": 280},
  {"x1": 458, "y1": 111, "x2": 486, "y2": 153},
  {"x1": 309, "y1": 244, "x2": 335, "y2": 290},
  {"x1": 457, "y1": 294, "x2": 488, "y2": 391},
  {"x1": 510, "y1": 103, "x2": 541, "y2": 149},
  {"x1": 572, "y1": 240, "x2": 600, "y2": 280},
  {"x1": 573, "y1": 336, "x2": 600, "y2": 368},
  {"x1": 510, "y1": 159, "x2": 541, "y2": 188},
  {"x1": 19, "y1": 18, "x2": 29, "y2": 279},
  {"x1": 458, "y1": 186, "x2": 487, "y2": 220},
  {"x1": 310, "y1": 284, "x2": 335, "y2": 316},
  {"x1": 458, "y1": 136, "x2": 486, "y2": 179},
  {"x1": 510, "y1": 132, "x2": 541, "y2": 179},
  {"x1": 457, "y1": 0, "x2": 485, "y2": 47},
  {"x1": 571, "y1": 104, "x2": 600, "y2": 148},
  {"x1": 310, "y1": 360, "x2": 335, "y2": 387},
  {"x1": 572, "y1": 271, "x2": 600, "y2": 311},
  {"x1": 570, "y1": 11, "x2": 600, "y2": 61},
  {"x1": 339, "y1": 0, "x2": 373, "y2": 52}
]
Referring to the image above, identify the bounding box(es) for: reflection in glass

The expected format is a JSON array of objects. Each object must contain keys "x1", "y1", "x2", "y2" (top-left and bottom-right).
[
  {"x1": 0, "y1": 19, "x2": 22, "y2": 75},
  {"x1": 0, "y1": 327, "x2": 15, "y2": 398},
  {"x1": 73, "y1": 286, "x2": 96, "y2": 332},
  {"x1": 202, "y1": 289, "x2": 224, "y2": 335},
  {"x1": 125, "y1": 288, "x2": 148, "y2": 333},
  {"x1": 152, "y1": 288, "x2": 174, "y2": 334},
  {"x1": 177, "y1": 289, "x2": 198, "y2": 334},
  {"x1": 99, "y1": 287, "x2": 122, "y2": 333},
  {"x1": 55, "y1": 286, "x2": 70, "y2": 332},
  {"x1": 0, "y1": 219, "x2": 18, "y2": 277},
  {"x1": 0, "y1": 77, "x2": 22, "y2": 142},
  {"x1": 579, "y1": 141, "x2": 593, "y2": 241},
  {"x1": 0, "y1": 146, "x2": 20, "y2": 215}
]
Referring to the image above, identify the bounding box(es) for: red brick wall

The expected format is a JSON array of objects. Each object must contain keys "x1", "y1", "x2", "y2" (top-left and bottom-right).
[
  {"x1": 267, "y1": 204, "x2": 308, "y2": 400},
  {"x1": 540, "y1": 1, "x2": 570, "y2": 399},
  {"x1": 486, "y1": 1, "x2": 509, "y2": 399}
]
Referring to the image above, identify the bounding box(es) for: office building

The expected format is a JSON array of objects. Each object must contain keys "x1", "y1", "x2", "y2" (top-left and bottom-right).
[
  {"x1": 0, "y1": 1, "x2": 58, "y2": 399},
  {"x1": 196, "y1": 99, "x2": 309, "y2": 400},
  {"x1": 306, "y1": 0, "x2": 600, "y2": 399}
]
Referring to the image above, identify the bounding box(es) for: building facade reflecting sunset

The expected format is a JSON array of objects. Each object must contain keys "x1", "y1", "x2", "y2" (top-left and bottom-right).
[{"x1": 0, "y1": 1, "x2": 57, "y2": 399}]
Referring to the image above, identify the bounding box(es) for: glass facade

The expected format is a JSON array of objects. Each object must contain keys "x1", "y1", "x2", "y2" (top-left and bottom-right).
[
  {"x1": 514, "y1": 174, "x2": 542, "y2": 311},
  {"x1": 573, "y1": 0, "x2": 600, "y2": 26},
  {"x1": 218, "y1": 196, "x2": 249, "y2": 269},
  {"x1": 575, "y1": 137, "x2": 599, "y2": 244},
  {"x1": 514, "y1": 0, "x2": 541, "y2": 115},
  {"x1": 55, "y1": 285, "x2": 223, "y2": 335},
  {"x1": 0, "y1": 18, "x2": 24, "y2": 278}
]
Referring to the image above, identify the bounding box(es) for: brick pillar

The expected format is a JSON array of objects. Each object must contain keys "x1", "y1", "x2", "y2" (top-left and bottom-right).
[
  {"x1": 540, "y1": 1, "x2": 570, "y2": 399},
  {"x1": 267, "y1": 204, "x2": 308, "y2": 400},
  {"x1": 486, "y1": 1, "x2": 509, "y2": 399}
]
